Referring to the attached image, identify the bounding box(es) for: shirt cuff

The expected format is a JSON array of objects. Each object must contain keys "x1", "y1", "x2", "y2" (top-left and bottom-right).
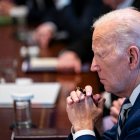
[
  {"x1": 71, "y1": 128, "x2": 95, "y2": 140},
  {"x1": 54, "y1": 0, "x2": 70, "y2": 10}
]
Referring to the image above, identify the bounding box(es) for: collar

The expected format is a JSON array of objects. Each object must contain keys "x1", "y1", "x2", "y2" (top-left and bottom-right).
[
  {"x1": 117, "y1": 0, "x2": 134, "y2": 9},
  {"x1": 129, "y1": 84, "x2": 140, "y2": 106}
]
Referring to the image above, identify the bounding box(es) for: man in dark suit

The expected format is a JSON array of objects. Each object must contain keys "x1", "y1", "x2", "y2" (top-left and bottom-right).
[
  {"x1": 66, "y1": 8, "x2": 140, "y2": 140},
  {"x1": 0, "y1": 0, "x2": 102, "y2": 45},
  {"x1": 32, "y1": 0, "x2": 103, "y2": 48}
]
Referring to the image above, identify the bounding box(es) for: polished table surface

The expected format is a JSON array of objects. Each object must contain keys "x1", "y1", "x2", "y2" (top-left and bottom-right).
[{"x1": 0, "y1": 25, "x2": 103, "y2": 140}]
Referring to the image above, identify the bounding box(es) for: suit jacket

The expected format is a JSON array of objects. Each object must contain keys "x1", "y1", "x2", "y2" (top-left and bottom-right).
[
  {"x1": 14, "y1": 0, "x2": 27, "y2": 5},
  {"x1": 17, "y1": 0, "x2": 102, "y2": 37},
  {"x1": 36, "y1": 0, "x2": 103, "y2": 44},
  {"x1": 13, "y1": 0, "x2": 103, "y2": 63},
  {"x1": 67, "y1": 93, "x2": 140, "y2": 140},
  {"x1": 53, "y1": 0, "x2": 103, "y2": 41},
  {"x1": 24, "y1": 0, "x2": 55, "y2": 24}
]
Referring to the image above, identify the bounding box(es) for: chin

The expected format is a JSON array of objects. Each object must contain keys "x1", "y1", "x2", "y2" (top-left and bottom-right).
[
  {"x1": 104, "y1": 86, "x2": 112, "y2": 93},
  {"x1": 104, "y1": 86, "x2": 115, "y2": 95},
  {"x1": 105, "y1": 86, "x2": 125, "y2": 97}
]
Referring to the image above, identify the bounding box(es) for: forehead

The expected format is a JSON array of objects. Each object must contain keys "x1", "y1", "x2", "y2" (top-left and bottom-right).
[
  {"x1": 92, "y1": 22, "x2": 116, "y2": 53},
  {"x1": 92, "y1": 30, "x2": 108, "y2": 54}
]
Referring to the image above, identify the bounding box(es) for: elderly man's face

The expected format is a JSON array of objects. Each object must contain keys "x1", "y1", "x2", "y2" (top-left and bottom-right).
[{"x1": 91, "y1": 25, "x2": 131, "y2": 96}]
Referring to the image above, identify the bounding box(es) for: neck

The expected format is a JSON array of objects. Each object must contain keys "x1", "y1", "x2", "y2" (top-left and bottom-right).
[
  {"x1": 121, "y1": 71, "x2": 140, "y2": 98},
  {"x1": 112, "y1": 68, "x2": 140, "y2": 98}
]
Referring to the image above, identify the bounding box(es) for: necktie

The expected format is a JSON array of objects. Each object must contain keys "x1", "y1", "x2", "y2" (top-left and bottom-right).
[{"x1": 117, "y1": 99, "x2": 132, "y2": 140}]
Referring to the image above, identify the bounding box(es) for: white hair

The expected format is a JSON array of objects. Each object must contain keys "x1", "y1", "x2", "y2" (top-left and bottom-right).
[{"x1": 93, "y1": 8, "x2": 140, "y2": 55}]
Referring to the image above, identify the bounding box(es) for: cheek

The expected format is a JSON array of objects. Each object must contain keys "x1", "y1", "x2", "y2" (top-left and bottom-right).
[
  {"x1": 112, "y1": 69, "x2": 127, "y2": 84},
  {"x1": 106, "y1": 63, "x2": 130, "y2": 92}
]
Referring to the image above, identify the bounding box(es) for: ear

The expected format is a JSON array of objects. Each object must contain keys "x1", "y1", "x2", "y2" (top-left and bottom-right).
[{"x1": 127, "y1": 46, "x2": 140, "y2": 70}]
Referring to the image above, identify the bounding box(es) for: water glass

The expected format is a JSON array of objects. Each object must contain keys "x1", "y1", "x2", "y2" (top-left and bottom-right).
[{"x1": 11, "y1": 92, "x2": 34, "y2": 129}]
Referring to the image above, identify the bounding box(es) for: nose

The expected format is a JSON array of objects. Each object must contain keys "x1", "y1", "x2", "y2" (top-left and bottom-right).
[{"x1": 90, "y1": 58, "x2": 100, "y2": 72}]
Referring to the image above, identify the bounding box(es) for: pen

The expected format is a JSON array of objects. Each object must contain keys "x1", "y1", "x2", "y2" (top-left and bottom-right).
[
  {"x1": 76, "y1": 87, "x2": 96, "y2": 104},
  {"x1": 76, "y1": 86, "x2": 95, "y2": 96},
  {"x1": 76, "y1": 87, "x2": 86, "y2": 95}
]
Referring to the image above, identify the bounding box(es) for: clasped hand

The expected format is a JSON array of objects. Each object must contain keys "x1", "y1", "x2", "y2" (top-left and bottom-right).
[{"x1": 66, "y1": 85, "x2": 105, "y2": 132}]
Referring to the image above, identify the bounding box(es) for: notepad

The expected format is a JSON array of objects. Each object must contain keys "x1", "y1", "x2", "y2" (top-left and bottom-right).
[
  {"x1": 0, "y1": 82, "x2": 61, "y2": 108},
  {"x1": 22, "y1": 57, "x2": 90, "y2": 73},
  {"x1": 22, "y1": 57, "x2": 58, "y2": 72}
]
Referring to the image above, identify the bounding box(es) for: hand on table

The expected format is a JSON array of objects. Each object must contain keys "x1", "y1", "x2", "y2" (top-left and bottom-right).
[{"x1": 57, "y1": 51, "x2": 82, "y2": 73}]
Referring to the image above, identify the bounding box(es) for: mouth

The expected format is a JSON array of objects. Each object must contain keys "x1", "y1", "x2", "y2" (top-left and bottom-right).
[
  {"x1": 100, "y1": 79, "x2": 104, "y2": 82},
  {"x1": 99, "y1": 78, "x2": 105, "y2": 83}
]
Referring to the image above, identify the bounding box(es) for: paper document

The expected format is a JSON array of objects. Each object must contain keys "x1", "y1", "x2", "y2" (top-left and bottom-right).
[
  {"x1": 22, "y1": 57, "x2": 58, "y2": 72},
  {"x1": 0, "y1": 82, "x2": 61, "y2": 108}
]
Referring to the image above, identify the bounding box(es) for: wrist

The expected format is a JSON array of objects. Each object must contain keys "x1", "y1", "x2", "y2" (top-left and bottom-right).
[
  {"x1": 71, "y1": 126, "x2": 95, "y2": 140},
  {"x1": 73, "y1": 122, "x2": 94, "y2": 132}
]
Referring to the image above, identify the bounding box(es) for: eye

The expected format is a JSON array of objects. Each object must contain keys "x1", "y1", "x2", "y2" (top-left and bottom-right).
[{"x1": 94, "y1": 53, "x2": 102, "y2": 58}]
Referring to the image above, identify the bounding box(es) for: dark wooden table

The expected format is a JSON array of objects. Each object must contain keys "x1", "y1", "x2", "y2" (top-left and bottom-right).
[{"x1": 0, "y1": 25, "x2": 103, "y2": 140}]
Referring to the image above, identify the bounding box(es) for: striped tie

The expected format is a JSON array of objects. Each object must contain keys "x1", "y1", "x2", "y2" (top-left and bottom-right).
[{"x1": 117, "y1": 99, "x2": 132, "y2": 140}]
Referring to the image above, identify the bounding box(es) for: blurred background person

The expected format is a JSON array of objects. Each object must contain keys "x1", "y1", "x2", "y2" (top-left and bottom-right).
[
  {"x1": 1, "y1": 0, "x2": 102, "y2": 49},
  {"x1": 0, "y1": 0, "x2": 102, "y2": 62},
  {"x1": 0, "y1": 0, "x2": 26, "y2": 16},
  {"x1": 32, "y1": 0, "x2": 104, "y2": 48}
]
